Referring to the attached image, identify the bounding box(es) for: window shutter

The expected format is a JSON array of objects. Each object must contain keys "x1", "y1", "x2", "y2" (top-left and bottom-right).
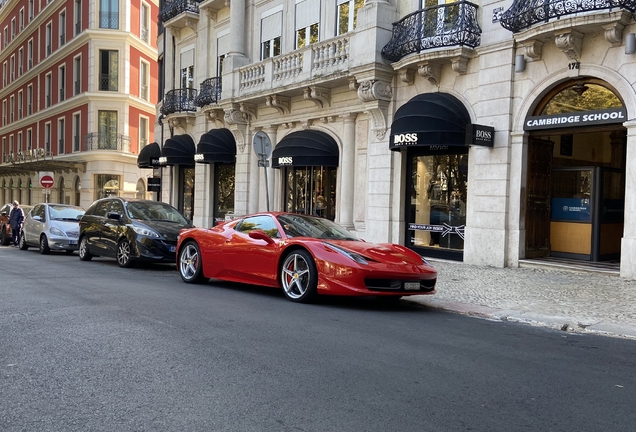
[
  {"x1": 217, "y1": 34, "x2": 230, "y2": 56},
  {"x1": 261, "y1": 11, "x2": 282, "y2": 42},
  {"x1": 296, "y1": 0, "x2": 320, "y2": 29},
  {"x1": 180, "y1": 49, "x2": 194, "y2": 68}
]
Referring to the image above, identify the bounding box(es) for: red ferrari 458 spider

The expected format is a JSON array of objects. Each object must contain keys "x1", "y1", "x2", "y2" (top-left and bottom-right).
[{"x1": 176, "y1": 212, "x2": 437, "y2": 303}]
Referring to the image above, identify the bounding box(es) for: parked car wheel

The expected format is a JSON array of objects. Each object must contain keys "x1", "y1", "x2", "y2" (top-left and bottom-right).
[
  {"x1": 39, "y1": 235, "x2": 50, "y2": 255},
  {"x1": 19, "y1": 232, "x2": 28, "y2": 250},
  {"x1": 280, "y1": 249, "x2": 318, "y2": 303},
  {"x1": 0, "y1": 227, "x2": 10, "y2": 246},
  {"x1": 116, "y1": 239, "x2": 135, "y2": 268},
  {"x1": 78, "y1": 237, "x2": 92, "y2": 261},
  {"x1": 178, "y1": 241, "x2": 207, "y2": 284}
]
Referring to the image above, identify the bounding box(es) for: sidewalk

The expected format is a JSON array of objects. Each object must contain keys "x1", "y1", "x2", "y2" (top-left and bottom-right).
[{"x1": 406, "y1": 260, "x2": 636, "y2": 340}]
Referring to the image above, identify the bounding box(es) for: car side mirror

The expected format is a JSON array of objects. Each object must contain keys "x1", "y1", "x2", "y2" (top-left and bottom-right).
[
  {"x1": 33, "y1": 215, "x2": 42, "y2": 222},
  {"x1": 107, "y1": 212, "x2": 121, "y2": 220},
  {"x1": 249, "y1": 230, "x2": 275, "y2": 244}
]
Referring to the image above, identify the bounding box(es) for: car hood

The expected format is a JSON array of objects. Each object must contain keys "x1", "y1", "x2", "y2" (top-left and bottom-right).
[
  {"x1": 50, "y1": 220, "x2": 81, "y2": 235},
  {"x1": 137, "y1": 220, "x2": 194, "y2": 242},
  {"x1": 324, "y1": 240, "x2": 424, "y2": 265}
]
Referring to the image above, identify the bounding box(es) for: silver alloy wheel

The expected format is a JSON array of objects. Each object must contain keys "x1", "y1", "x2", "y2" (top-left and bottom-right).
[
  {"x1": 281, "y1": 253, "x2": 311, "y2": 300},
  {"x1": 79, "y1": 237, "x2": 92, "y2": 261},
  {"x1": 179, "y1": 243, "x2": 199, "y2": 281},
  {"x1": 117, "y1": 240, "x2": 132, "y2": 267}
]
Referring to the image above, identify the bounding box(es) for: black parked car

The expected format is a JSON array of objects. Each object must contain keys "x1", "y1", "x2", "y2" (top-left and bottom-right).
[{"x1": 78, "y1": 197, "x2": 193, "y2": 267}]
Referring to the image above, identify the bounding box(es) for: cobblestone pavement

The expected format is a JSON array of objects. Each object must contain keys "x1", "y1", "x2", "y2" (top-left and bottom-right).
[{"x1": 406, "y1": 260, "x2": 636, "y2": 339}]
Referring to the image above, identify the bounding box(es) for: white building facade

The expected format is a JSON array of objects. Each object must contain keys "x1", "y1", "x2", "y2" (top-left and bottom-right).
[{"x1": 154, "y1": 0, "x2": 636, "y2": 278}]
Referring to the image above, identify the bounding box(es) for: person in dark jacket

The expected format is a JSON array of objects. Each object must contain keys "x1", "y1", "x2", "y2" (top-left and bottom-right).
[{"x1": 8, "y1": 200, "x2": 24, "y2": 247}]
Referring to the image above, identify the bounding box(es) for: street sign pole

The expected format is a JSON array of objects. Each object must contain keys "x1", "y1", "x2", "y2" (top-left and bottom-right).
[{"x1": 252, "y1": 132, "x2": 273, "y2": 212}]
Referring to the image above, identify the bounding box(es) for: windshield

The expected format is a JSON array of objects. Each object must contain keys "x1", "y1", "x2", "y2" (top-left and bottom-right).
[
  {"x1": 49, "y1": 205, "x2": 85, "y2": 221},
  {"x1": 277, "y1": 214, "x2": 359, "y2": 241},
  {"x1": 126, "y1": 201, "x2": 189, "y2": 224}
]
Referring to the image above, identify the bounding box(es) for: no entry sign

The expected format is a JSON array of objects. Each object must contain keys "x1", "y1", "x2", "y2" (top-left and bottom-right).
[{"x1": 39, "y1": 172, "x2": 55, "y2": 189}]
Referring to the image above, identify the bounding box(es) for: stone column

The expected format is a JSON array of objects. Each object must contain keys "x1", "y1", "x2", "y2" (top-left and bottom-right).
[
  {"x1": 620, "y1": 120, "x2": 636, "y2": 279},
  {"x1": 228, "y1": 0, "x2": 246, "y2": 58},
  {"x1": 339, "y1": 114, "x2": 357, "y2": 229},
  {"x1": 263, "y1": 126, "x2": 277, "y2": 212}
]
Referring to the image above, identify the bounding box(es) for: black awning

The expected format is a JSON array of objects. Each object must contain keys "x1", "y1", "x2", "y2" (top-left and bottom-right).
[
  {"x1": 195, "y1": 128, "x2": 236, "y2": 164},
  {"x1": 160, "y1": 134, "x2": 196, "y2": 166},
  {"x1": 137, "y1": 142, "x2": 161, "y2": 169},
  {"x1": 272, "y1": 130, "x2": 339, "y2": 168},
  {"x1": 389, "y1": 93, "x2": 471, "y2": 151}
]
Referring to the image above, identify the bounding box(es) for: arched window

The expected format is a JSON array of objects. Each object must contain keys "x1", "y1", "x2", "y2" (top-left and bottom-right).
[
  {"x1": 136, "y1": 178, "x2": 146, "y2": 199},
  {"x1": 536, "y1": 80, "x2": 623, "y2": 116}
]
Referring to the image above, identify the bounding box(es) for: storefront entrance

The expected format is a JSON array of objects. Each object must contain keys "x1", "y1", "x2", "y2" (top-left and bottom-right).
[{"x1": 524, "y1": 80, "x2": 626, "y2": 263}]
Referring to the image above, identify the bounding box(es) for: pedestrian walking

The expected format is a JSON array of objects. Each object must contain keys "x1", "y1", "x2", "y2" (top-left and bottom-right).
[{"x1": 8, "y1": 200, "x2": 24, "y2": 247}]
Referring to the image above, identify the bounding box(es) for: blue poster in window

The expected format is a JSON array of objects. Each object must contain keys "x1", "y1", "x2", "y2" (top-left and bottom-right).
[{"x1": 551, "y1": 198, "x2": 591, "y2": 222}]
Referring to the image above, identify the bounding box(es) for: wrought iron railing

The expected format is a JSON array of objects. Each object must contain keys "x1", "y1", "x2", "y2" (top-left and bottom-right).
[
  {"x1": 500, "y1": 0, "x2": 636, "y2": 33},
  {"x1": 100, "y1": 73, "x2": 118, "y2": 91},
  {"x1": 194, "y1": 77, "x2": 222, "y2": 107},
  {"x1": 160, "y1": 88, "x2": 198, "y2": 115},
  {"x1": 99, "y1": 11, "x2": 119, "y2": 29},
  {"x1": 141, "y1": 26, "x2": 149, "y2": 42},
  {"x1": 158, "y1": 0, "x2": 201, "y2": 23},
  {"x1": 381, "y1": 1, "x2": 481, "y2": 62},
  {"x1": 83, "y1": 133, "x2": 131, "y2": 152},
  {"x1": 75, "y1": 21, "x2": 81, "y2": 35}
]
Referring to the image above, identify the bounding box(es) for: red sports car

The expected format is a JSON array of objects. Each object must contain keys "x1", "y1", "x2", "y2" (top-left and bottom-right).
[{"x1": 176, "y1": 212, "x2": 437, "y2": 303}]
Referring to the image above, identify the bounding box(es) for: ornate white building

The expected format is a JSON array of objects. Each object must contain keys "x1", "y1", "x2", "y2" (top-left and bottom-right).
[{"x1": 153, "y1": 0, "x2": 636, "y2": 278}]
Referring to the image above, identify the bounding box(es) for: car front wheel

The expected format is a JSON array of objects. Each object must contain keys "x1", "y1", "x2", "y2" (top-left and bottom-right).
[
  {"x1": 39, "y1": 235, "x2": 50, "y2": 254},
  {"x1": 116, "y1": 239, "x2": 135, "y2": 268},
  {"x1": 78, "y1": 237, "x2": 92, "y2": 261},
  {"x1": 19, "y1": 232, "x2": 28, "y2": 250},
  {"x1": 280, "y1": 249, "x2": 318, "y2": 303},
  {"x1": 178, "y1": 241, "x2": 207, "y2": 284}
]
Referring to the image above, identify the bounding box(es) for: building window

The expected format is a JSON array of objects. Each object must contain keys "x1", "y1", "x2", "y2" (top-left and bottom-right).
[
  {"x1": 295, "y1": 0, "x2": 320, "y2": 49},
  {"x1": 18, "y1": 48, "x2": 23, "y2": 75},
  {"x1": 2, "y1": 62, "x2": 5, "y2": 86},
  {"x1": 11, "y1": 18, "x2": 16, "y2": 40},
  {"x1": 28, "y1": 0, "x2": 34, "y2": 21},
  {"x1": 9, "y1": 55, "x2": 14, "y2": 82},
  {"x1": 140, "y1": 60, "x2": 149, "y2": 100},
  {"x1": 73, "y1": 113, "x2": 81, "y2": 152},
  {"x1": 141, "y1": 2, "x2": 150, "y2": 43},
  {"x1": 27, "y1": 39, "x2": 33, "y2": 69},
  {"x1": 18, "y1": 132, "x2": 23, "y2": 152},
  {"x1": 59, "y1": 11, "x2": 66, "y2": 46},
  {"x1": 99, "y1": 50, "x2": 118, "y2": 91},
  {"x1": 45, "y1": 23, "x2": 52, "y2": 56},
  {"x1": 3, "y1": 27, "x2": 7, "y2": 49},
  {"x1": 261, "y1": 10, "x2": 282, "y2": 60},
  {"x1": 95, "y1": 174, "x2": 120, "y2": 199},
  {"x1": 45, "y1": 73, "x2": 52, "y2": 107},
  {"x1": 27, "y1": 129, "x2": 32, "y2": 151},
  {"x1": 139, "y1": 116, "x2": 148, "y2": 149},
  {"x1": 337, "y1": 0, "x2": 364, "y2": 35},
  {"x1": 136, "y1": 179, "x2": 146, "y2": 199},
  {"x1": 74, "y1": 0, "x2": 82, "y2": 35},
  {"x1": 58, "y1": 118, "x2": 65, "y2": 154},
  {"x1": 27, "y1": 85, "x2": 32, "y2": 115},
  {"x1": 9, "y1": 135, "x2": 14, "y2": 155},
  {"x1": 99, "y1": 0, "x2": 119, "y2": 29},
  {"x1": 179, "y1": 50, "x2": 194, "y2": 89},
  {"x1": 282, "y1": 166, "x2": 337, "y2": 220},
  {"x1": 45, "y1": 123, "x2": 51, "y2": 154},
  {"x1": 98, "y1": 110, "x2": 118, "y2": 149},
  {"x1": 74, "y1": 55, "x2": 81, "y2": 95},
  {"x1": 2, "y1": 100, "x2": 5, "y2": 125},
  {"x1": 17, "y1": 90, "x2": 23, "y2": 119},
  {"x1": 19, "y1": 8, "x2": 24, "y2": 31},
  {"x1": 59, "y1": 65, "x2": 66, "y2": 102},
  {"x1": 9, "y1": 95, "x2": 14, "y2": 122}
]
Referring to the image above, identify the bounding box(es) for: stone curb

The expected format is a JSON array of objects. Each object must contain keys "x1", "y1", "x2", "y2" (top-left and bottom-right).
[{"x1": 406, "y1": 297, "x2": 636, "y2": 341}]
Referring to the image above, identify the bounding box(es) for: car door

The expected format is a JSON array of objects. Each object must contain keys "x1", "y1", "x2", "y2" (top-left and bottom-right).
[
  {"x1": 101, "y1": 199, "x2": 125, "y2": 255},
  {"x1": 84, "y1": 200, "x2": 112, "y2": 255},
  {"x1": 26, "y1": 204, "x2": 46, "y2": 245},
  {"x1": 223, "y1": 215, "x2": 283, "y2": 285}
]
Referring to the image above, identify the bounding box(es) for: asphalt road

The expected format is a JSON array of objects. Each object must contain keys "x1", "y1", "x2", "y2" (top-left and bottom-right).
[{"x1": 1, "y1": 247, "x2": 635, "y2": 432}]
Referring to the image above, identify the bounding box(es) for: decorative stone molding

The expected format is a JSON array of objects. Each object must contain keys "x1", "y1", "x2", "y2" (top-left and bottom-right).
[
  {"x1": 348, "y1": 77, "x2": 359, "y2": 91},
  {"x1": 205, "y1": 9, "x2": 217, "y2": 22},
  {"x1": 224, "y1": 108, "x2": 249, "y2": 125},
  {"x1": 399, "y1": 69, "x2": 415, "y2": 85},
  {"x1": 320, "y1": 116, "x2": 336, "y2": 123},
  {"x1": 203, "y1": 108, "x2": 225, "y2": 127},
  {"x1": 265, "y1": 95, "x2": 291, "y2": 115},
  {"x1": 554, "y1": 29, "x2": 583, "y2": 60},
  {"x1": 357, "y1": 79, "x2": 392, "y2": 103},
  {"x1": 239, "y1": 102, "x2": 257, "y2": 120},
  {"x1": 603, "y1": 22, "x2": 625, "y2": 47},
  {"x1": 303, "y1": 86, "x2": 331, "y2": 108},
  {"x1": 167, "y1": 114, "x2": 195, "y2": 129},
  {"x1": 451, "y1": 55, "x2": 470, "y2": 75},
  {"x1": 301, "y1": 120, "x2": 312, "y2": 130},
  {"x1": 282, "y1": 122, "x2": 296, "y2": 129},
  {"x1": 519, "y1": 39, "x2": 544, "y2": 60},
  {"x1": 418, "y1": 62, "x2": 441, "y2": 85}
]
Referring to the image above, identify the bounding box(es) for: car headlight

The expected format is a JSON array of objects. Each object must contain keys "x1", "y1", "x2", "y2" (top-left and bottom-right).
[
  {"x1": 49, "y1": 227, "x2": 65, "y2": 236},
  {"x1": 132, "y1": 226, "x2": 160, "y2": 238},
  {"x1": 323, "y1": 242, "x2": 368, "y2": 265}
]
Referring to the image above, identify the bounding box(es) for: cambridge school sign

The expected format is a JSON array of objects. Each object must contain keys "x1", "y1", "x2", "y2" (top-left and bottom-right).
[{"x1": 524, "y1": 108, "x2": 626, "y2": 131}]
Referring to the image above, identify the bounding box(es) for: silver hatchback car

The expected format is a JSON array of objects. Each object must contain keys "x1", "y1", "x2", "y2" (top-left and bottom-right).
[{"x1": 20, "y1": 203, "x2": 85, "y2": 254}]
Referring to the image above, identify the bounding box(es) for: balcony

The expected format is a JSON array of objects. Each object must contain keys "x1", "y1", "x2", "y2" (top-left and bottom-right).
[
  {"x1": 194, "y1": 77, "x2": 221, "y2": 107},
  {"x1": 99, "y1": 12, "x2": 119, "y2": 29},
  {"x1": 161, "y1": 88, "x2": 197, "y2": 115},
  {"x1": 159, "y1": 0, "x2": 201, "y2": 30},
  {"x1": 500, "y1": 0, "x2": 636, "y2": 33},
  {"x1": 83, "y1": 133, "x2": 132, "y2": 153},
  {"x1": 237, "y1": 34, "x2": 351, "y2": 98},
  {"x1": 381, "y1": 1, "x2": 481, "y2": 63}
]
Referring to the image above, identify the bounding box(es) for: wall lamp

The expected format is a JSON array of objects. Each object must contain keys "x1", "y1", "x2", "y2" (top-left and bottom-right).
[
  {"x1": 626, "y1": 33, "x2": 636, "y2": 55},
  {"x1": 515, "y1": 54, "x2": 526, "y2": 73}
]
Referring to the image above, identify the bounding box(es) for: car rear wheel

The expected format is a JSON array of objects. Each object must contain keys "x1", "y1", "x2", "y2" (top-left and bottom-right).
[
  {"x1": 116, "y1": 239, "x2": 135, "y2": 268},
  {"x1": 178, "y1": 241, "x2": 207, "y2": 284},
  {"x1": 78, "y1": 237, "x2": 92, "y2": 261},
  {"x1": 39, "y1": 235, "x2": 50, "y2": 254},
  {"x1": 19, "y1": 232, "x2": 28, "y2": 250},
  {"x1": 280, "y1": 249, "x2": 318, "y2": 303},
  {"x1": 0, "y1": 227, "x2": 10, "y2": 246}
]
